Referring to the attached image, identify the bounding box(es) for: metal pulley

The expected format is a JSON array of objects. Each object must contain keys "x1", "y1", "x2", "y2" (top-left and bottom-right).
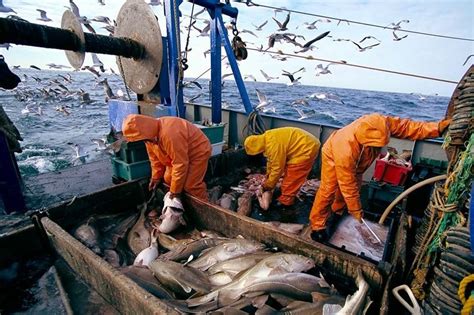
[{"x1": 232, "y1": 35, "x2": 247, "y2": 61}]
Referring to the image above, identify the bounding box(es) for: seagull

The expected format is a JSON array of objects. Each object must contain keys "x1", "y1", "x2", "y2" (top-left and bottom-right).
[
  {"x1": 291, "y1": 98, "x2": 310, "y2": 107},
  {"x1": 302, "y1": 20, "x2": 320, "y2": 30},
  {"x1": 392, "y1": 31, "x2": 408, "y2": 41},
  {"x1": 192, "y1": 21, "x2": 210, "y2": 37},
  {"x1": 282, "y1": 73, "x2": 301, "y2": 86},
  {"x1": 385, "y1": 19, "x2": 409, "y2": 30},
  {"x1": 203, "y1": 49, "x2": 211, "y2": 58},
  {"x1": 222, "y1": 73, "x2": 233, "y2": 80},
  {"x1": 295, "y1": 107, "x2": 315, "y2": 121},
  {"x1": 59, "y1": 74, "x2": 73, "y2": 83},
  {"x1": 282, "y1": 67, "x2": 305, "y2": 77},
  {"x1": 350, "y1": 41, "x2": 380, "y2": 52},
  {"x1": 102, "y1": 25, "x2": 115, "y2": 35},
  {"x1": 244, "y1": 74, "x2": 257, "y2": 82},
  {"x1": 70, "y1": 144, "x2": 88, "y2": 165},
  {"x1": 81, "y1": 18, "x2": 97, "y2": 34},
  {"x1": 295, "y1": 31, "x2": 331, "y2": 53},
  {"x1": 148, "y1": 0, "x2": 162, "y2": 5},
  {"x1": 82, "y1": 66, "x2": 101, "y2": 77},
  {"x1": 252, "y1": 20, "x2": 268, "y2": 31},
  {"x1": 30, "y1": 65, "x2": 41, "y2": 70},
  {"x1": 36, "y1": 9, "x2": 52, "y2": 22},
  {"x1": 185, "y1": 93, "x2": 202, "y2": 103},
  {"x1": 98, "y1": 0, "x2": 105, "y2": 5},
  {"x1": 463, "y1": 54, "x2": 474, "y2": 66},
  {"x1": 56, "y1": 105, "x2": 71, "y2": 116},
  {"x1": 96, "y1": 78, "x2": 114, "y2": 101},
  {"x1": 309, "y1": 92, "x2": 344, "y2": 104},
  {"x1": 337, "y1": 19, "x2": 350, "y2": 26},
  {"x1": 21, "y1": 104, "x2": 42, "y2": 116},
  {"x1": 241, "y1": 29, "x2": 258, "y2": 38},
  {"x1": 360, "y1": 36, "x2": 381, "y2": 43},
  {"x1": 315, "y1": 63, "x2": 337, "y2": 76},
  {"x1": 91, "y1": 16, "x2": 111, "y2": 24},
  {"x1": 183, "y1": 80, "x2": 202, "y2": 89},
  {"x1": 260, "y1": 70, "x2": 279, "y2": 81},
  {"x1": 91, "y1": 53, "x2": 105, "y2": 72},
  {"x1": 0, "y1": 0, "x2": 16, "y2": 13},
  {"x1": 46, "y1": 63, "x2": 70, "y2": 69},
  {"x1": 79, "y1": 90, "x2": 94, "y2": 105},
  {"x1": 410, "y1": 93, "x2": 427, "y2": 101},
  {"x1": 272, "y1": 13, "x2": 290, "y2": 31},
  {"x1": 255, "y1": 89, "x2": 272, "y2": 110}
]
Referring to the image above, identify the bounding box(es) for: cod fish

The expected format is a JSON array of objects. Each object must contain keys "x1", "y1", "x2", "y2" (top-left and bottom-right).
[
  {"x1": 207, "y1": 252, "x2": 272, "y2": 277},
  {"x1": 133, "y1": 230, "x2": 159, "y2": 267},
  {"x1": 161, "y1": 237, "x2": 228, "y2": 262},
  {"x1": 219, "y1": 193, "x2": 238, "y2": 211},
  {"x1": 127, "y1": 203, "x2": 151, "y2": 255},
  {"x1": 237, "y1": 192, "x2": 253, "y2": 217},
  {"x1": 158, "y1": 233, "x2": 196, "y2": 251},
  {"x1": 104, "y1": 249, "x2": 121, "y2": 267},
  {"x1": 209, "y1": 272, "x2": 234, "y2": 287},
  {"x1": 187, "y1": 253, "x2": 315, "y2": 307},
  {"x1": 149, "y1": 260, "x2": 213, "y2": 297},
  {"x1": 120, "y1": 266, "x2": 175, "y2": 300},
  {"x1": 331, "y1": 269, "x2": 369, "y2": 315},
  {"x1": 279, "y1": 292, "x2": 345, "y2": 314},
  {"x1": 189, "y1": 239, "x2": 265, "y2": 271},
  {"x1": 74, "y1": 218, "x2": 101, "y2": 254}
]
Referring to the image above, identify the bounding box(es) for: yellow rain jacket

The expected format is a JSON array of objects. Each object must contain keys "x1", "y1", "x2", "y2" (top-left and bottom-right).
[
  {"x1": 244, "y1": 127, "x2": 320, "y2": 190},
  {"x1": 122, "y1": 114, "x2": 211, "y2": 199}
]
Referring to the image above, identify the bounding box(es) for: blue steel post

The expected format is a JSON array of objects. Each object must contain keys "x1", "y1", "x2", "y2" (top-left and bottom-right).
[
  {"x1": 216, "y1": 15, "x2": 253, "y2": 114},
  {"x1": 165, "y1": 0, "x2": 185, "y2": 117},
  {"x1": 210, "y1": 7, "x2": 222, "y2": 123}
]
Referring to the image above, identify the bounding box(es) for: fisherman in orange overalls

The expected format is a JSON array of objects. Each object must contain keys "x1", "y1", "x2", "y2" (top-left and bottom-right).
[
  {"x1": 244, "y1": 127, "x2": 321, "y2": 208},
  {"x1": 309, "y1": 113, "x2": 451, "y2": 241},
  {"x1": 122, "y1": 114, "x2": 211, "y2": 201}
]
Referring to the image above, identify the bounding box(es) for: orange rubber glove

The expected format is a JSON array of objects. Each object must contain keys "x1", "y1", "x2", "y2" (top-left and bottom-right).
[{"x1": 439, "y1": 119, "x2": 451, "y2": 134}]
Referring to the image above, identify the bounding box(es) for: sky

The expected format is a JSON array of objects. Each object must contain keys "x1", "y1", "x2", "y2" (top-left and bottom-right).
[{"x1": 1, "y1": 0, "x2": 473, "y2": 96}]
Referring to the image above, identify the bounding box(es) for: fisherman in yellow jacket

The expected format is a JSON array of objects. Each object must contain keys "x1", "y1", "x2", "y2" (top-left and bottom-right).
[{"x1": 244, "y1": 127, "x2": 320, "y2": 208}]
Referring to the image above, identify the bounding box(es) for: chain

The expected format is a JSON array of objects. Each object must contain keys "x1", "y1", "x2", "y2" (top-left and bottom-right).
[
  {"x1": 118, "y1": 56, "x2": 132, "y2": 100},
  {"x1": 172, "y1": 1, "x2": 183, "y2": 116},
  {"x1": 182, "y1": 1, "x2": 196, "y2": 72}
]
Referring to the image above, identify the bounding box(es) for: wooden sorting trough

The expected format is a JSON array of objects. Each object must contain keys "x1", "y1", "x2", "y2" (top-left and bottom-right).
[{"x1": 22, "y1": 181, "x2": 399, "y2": 314}]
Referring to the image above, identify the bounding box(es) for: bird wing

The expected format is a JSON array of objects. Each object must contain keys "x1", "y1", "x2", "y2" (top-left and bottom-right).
[
  {"x1": 91, "y1": 53, "x2": 103, "y2": 66},
  {"x1": 256, "y1": 89, "x2": 267, "y2": 103},
  {"x1": 191, "y1": 81, "x2": 202, "y2": 89},
  {"x1": 350, "y1": 41, "x2": 363, "y2": 50},
  {"x1": 202, "y1": 22, "x2": 211, "y2": 34},
  {"x1": 272, "y1": 17, "x2": 283, "y2": 29},
  {"x1": 69, "y1": 0, "x2": 80, "y2": 17},
  {"x1": 281, "y1": 13, "x2": 290, "y2": 28},
  {"x1": 303, "y1": 31, "x2": 330, "y2": 48},
  {"x1": 260, "y1": 70, "x2": 269, "y2": 80},
  {"x1": 258, "y1": 20, "x2": 268, "y2": 29},
  {"x1": 282, "y1": 73, "x2": 295, "y2": 82}
]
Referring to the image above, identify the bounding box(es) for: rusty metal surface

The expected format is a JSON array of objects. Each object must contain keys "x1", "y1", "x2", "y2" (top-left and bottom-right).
[
  {"x1": 41, "y1": 216, "x2": 181, "y2": 315},
  {"x1": 61, "y1": 10, "x2": 85, "y2": 70},
  {"x1": 115, "y1": 0, "x2": 163, "y2": 94},
  {"x1": 184, "y1": 193, "x2": 385, "y2": 292}
]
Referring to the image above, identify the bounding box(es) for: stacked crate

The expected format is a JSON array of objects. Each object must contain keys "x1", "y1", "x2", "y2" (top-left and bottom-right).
[{"x1": 111, "y1": 141, "x2": 151, "y2": 182}]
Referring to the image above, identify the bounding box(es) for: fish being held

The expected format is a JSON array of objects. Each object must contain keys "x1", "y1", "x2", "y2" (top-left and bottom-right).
[
  {"x1": 149, "y1": 259, "x2": 213, "y2": 297},
  {"x1": 188, "y1": 238, "x2": 265, "y2": 271}
]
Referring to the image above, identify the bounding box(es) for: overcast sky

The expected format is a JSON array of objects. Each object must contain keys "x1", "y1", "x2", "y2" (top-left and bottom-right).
[{"x1": 1, "y1": 0, "x2": 472, "y2": 96}]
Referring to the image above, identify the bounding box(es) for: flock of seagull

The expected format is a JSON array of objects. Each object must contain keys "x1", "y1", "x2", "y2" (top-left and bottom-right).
[{"x1": 0, "y1": 0, "x2": 447, "y2": 157}]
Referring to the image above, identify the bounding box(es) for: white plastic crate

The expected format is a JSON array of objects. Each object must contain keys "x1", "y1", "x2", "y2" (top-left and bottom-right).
[{"x1": 211, "y1": 141, "x2": 225, "y2": 156}]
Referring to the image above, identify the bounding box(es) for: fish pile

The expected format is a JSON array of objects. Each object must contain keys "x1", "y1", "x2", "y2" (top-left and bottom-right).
[
  {"x1": 298, "y1": 178, "x2": 321, "y2": 197},
  {"x1": 208, "y1": 171, "x2": 320, "y2": 214},
  {"x1": 72, "y1": 212, "x2": 370, "y2": 314}
]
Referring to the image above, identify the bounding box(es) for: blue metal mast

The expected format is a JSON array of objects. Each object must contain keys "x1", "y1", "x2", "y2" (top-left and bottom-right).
[{"x1": 166, "y1": 0, "x2": 254, "y2": 123}]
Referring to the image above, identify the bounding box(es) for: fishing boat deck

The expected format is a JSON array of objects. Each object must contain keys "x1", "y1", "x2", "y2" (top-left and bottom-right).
[{"x1": 0, "y1": 159, "x2": 115, "y2": 235}]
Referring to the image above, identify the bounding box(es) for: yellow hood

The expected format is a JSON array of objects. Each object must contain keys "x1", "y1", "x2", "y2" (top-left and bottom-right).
[
  {"x1": 122, "y1": 114, "x2": 160, "y2": 142},
  {"x1": 354, "y1": 114, "x2": 390, "y2": 147},
  {"x1": 244, "y1": 134, "x2": 266, "y2": 155}
]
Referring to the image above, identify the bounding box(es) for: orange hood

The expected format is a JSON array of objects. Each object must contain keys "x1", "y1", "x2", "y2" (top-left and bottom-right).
[
  {"x1": 354, "y1": 114, "x2": 390, "y2": 147},
  {"x1": 122, "y1": 114, "x2": 160, "y2": 142}
]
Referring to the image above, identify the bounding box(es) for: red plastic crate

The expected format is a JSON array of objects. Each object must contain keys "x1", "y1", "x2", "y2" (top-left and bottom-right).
[{"x1": 373, "y1": 157, "x2": 412, "y2": 186}]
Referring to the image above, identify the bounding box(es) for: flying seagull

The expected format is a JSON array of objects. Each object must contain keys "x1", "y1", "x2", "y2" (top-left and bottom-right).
[
  {"x1": 295, "y1": 31, "x2": 331, "y2": 53},
  {"x1": 252, "y1": 20, "x2": 268, "y2": 31},
  {"x1": 36, "y1": 9, "x2": 52, "y2": 22},
  {"x1": 385, "y1": 19, "x2": 409, "y2": 30},
  {"x1": 272, "y1": 13, "x2": 290, "y2": 31},
  {"x1": 255, "y1": 89, "x2": 272, "y2": 110},
  {"x1": 351, "y1": 41, "x2": 380, "y2": 52},
  {"x1": 260, "y1": 70, "x2": 279, "y2": 81},
  {"x1": 392, "y1": 31, "x2": 408, "y2": 41},
  {"x1": 282, "y1": 73, "x2": 301, "y2": 86}
]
